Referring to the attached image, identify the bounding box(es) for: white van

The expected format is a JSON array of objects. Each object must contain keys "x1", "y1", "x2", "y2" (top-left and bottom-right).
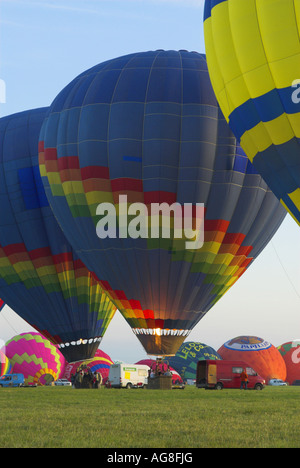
[{"x1": 108, "y1": 363, "x2": 149, "y2": 388}]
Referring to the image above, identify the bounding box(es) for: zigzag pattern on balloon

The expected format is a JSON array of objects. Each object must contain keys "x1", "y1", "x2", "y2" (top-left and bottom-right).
[
  {"x1": 6, "y1": 334, "x2": 64, "y2": 372},
  {"x1": 5, "y1": 332, "x2": 65, "y2": 386}
]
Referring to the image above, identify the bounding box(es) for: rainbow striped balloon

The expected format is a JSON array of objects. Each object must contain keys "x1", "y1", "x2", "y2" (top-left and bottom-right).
[
  {"x1": 0, "y1": 350, "x2": 12, "y2": 376},
  {"x1": 39, "y1": 50, "x2": 286, "y2": 356},
  {"x1": 5, "y1": 332, "x2": 66, "y2": 386},
  {"x1": 0, "y1": 108, "x2": 116, "y2": 362}
]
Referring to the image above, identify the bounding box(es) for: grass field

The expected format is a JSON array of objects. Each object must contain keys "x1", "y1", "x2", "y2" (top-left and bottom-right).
[{"x1": 0, "y1": 385, "x2": 300, "y2": 448}]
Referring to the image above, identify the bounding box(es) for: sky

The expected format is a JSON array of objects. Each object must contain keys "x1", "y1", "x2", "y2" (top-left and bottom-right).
[{"x1": 0, "y1": 0, "x2": 299, "y2": 364}]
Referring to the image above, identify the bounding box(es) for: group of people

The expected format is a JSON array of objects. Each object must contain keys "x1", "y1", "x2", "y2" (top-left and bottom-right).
[
  {"x1": 71, "y1": 364, "x2": 103, "y2": 389},
  {"x1": 148, "y1": 358, "x2": 172, "y2": 379}
]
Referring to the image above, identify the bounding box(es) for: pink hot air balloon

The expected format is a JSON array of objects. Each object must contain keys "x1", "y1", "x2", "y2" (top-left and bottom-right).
[
  {"x1": 64, "y1": 349, "x2": 113, "y2": 385},
  {"x1": 4, "y1": 332, "x2": 66, "y2": 386}
]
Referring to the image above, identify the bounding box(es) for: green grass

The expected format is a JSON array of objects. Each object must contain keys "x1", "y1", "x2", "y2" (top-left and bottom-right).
[{"x1": 0, "y1": 385, "x2": 300, "y2": 448}]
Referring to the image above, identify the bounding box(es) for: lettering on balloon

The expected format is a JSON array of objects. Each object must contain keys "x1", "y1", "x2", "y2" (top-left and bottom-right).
[
  {"x1": 292, "y1": 348, "x2": 300, "y2": 365},
  {"x1": 291, "y1": 80, "x2": 300, "y2": 104}
]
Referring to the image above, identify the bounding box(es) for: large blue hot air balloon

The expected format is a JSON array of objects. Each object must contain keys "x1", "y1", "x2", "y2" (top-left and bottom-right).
[
  {"x1": 0, "y1": 108, "x2": 116, "y2": 362},
  {"x1": 39, "y1": 50, "x2": 286, "y2": 356}
]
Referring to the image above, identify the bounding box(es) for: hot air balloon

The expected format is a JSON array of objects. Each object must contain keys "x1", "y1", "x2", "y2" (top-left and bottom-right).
[
  {"x1": 4, "y1": 332, "x2": 65, "y2": 386},
  {"x1": 0, "y1": 108, "x2": 116, "y2": 362},
  {"x1": 218, "y1": 336, "x2": 287, "y2": 383},
  {"x1": 204, "y1": 0, "x2": 300, "y2": 225},
  {"x1": 278, "y1": 340, "x2": 300, "y2": 385},
  {"x1": 39, "y1": 50, "x2": 286, "y2": 357},
  {"x1": 0, "y1": 349, "x2": 12, "y2": 376},
  {"x1": 63, "y1": 349, "x2": 113, "y2": 385},
  {"x1": 169, "y1": 341, "x2": 221, "y2": 381}
]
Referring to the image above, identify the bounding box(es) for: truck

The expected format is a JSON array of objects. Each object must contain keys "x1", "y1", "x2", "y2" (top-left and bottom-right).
[
  {"x1": 108, "y1": 363, "x2": 149, "y2": 388},
  {"x1": 0, "y1": 374, "x2": 25, "y2": 388},
  {"x1": 196, "y1": 360, "x2": 265, "y2": 390}
]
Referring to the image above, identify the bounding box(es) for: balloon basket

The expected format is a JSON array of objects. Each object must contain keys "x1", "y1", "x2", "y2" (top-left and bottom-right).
[
  {"x1": 146, "y1": 357, "x2": 172, "y2": 390},
  {"x1": 147, "y1": 375, "x2": 172, "y2": 390}
]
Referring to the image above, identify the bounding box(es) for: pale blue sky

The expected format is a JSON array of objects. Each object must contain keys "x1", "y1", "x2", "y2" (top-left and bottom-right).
[{"x1": 0, "y1": 0, "x2": 300, "y2": 363}]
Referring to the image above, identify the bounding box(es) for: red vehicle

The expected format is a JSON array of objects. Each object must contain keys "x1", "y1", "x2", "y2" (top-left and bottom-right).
[{"x1": 196, "y1": 360, "x2": 265, "y2": 390}]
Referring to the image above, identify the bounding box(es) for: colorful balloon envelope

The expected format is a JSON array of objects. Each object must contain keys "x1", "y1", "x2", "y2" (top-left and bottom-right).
[
  {"x1": 0, "y1": 349, "x2": 12, "y2": 376},
  {"x1": 4, "y1": 332, "x2": 66, "y2": 386},
  {"x1": 169, "y1": 341, "x2": 221, "y2": 380},
  {"x1": 204, "y1": 0, "x2": 300, "y2": 225},
  {"x1": 218, "y1": 336, "x2": 287, "y2": 383},
  {"x1": 278, "y1": 340, "x2": 300, "y2": 385},
  {"x1": 39, "y1": 50, "x2": 286, "y2": 356},
  {"x1": 0, "y1": 299, "x2": 4, "y2": 312},
  {"x1": 0, "y1": 108, "x2": 116, "y2": 362}
]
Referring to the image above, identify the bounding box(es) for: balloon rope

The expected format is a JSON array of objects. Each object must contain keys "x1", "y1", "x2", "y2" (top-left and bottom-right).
[{"x1": 271, "y1": 241, "x2": 300, "y2": 301}]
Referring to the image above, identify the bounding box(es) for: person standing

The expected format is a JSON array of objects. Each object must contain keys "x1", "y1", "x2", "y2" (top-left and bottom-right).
[{"x1": 240, "y1": 369, "x2": 249, "y2": 390}]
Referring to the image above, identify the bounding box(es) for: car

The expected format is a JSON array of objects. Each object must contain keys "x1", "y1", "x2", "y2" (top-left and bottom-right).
[
  {"x1": 172, "y1": 379, "x2": 185, "y2": 390},
  {"x1": 269, "y1": 379, "x2": 288, "y2": 386},
  {"x1": 54, "y1": 379, "x2": 72, "y2": 387},
  {"x1": 0, "y1": 374, "x2": 25, "y2": 387}
]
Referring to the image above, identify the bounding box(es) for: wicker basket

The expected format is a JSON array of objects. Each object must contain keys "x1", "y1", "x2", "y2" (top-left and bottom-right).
[{"x1": 147, "y1": 375, "x2": 172, "y2": 390}]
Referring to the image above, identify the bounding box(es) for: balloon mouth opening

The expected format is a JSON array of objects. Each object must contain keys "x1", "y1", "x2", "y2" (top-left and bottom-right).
[
  {"x1": 40, "y1": 374, "x2": 54, "y2": 385},
  {"x1": 59, "y1": 337, "x2": 102, "y2": 348},
  {"x1": 58, "y1": 337, "x2": 102, "y2": 363},
  {"x1": 34, "y1": 369, "x2": 56, "y2": 386},
  {"x1": 134, "y1": 328, "x2": 190, "y2": 356}
]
